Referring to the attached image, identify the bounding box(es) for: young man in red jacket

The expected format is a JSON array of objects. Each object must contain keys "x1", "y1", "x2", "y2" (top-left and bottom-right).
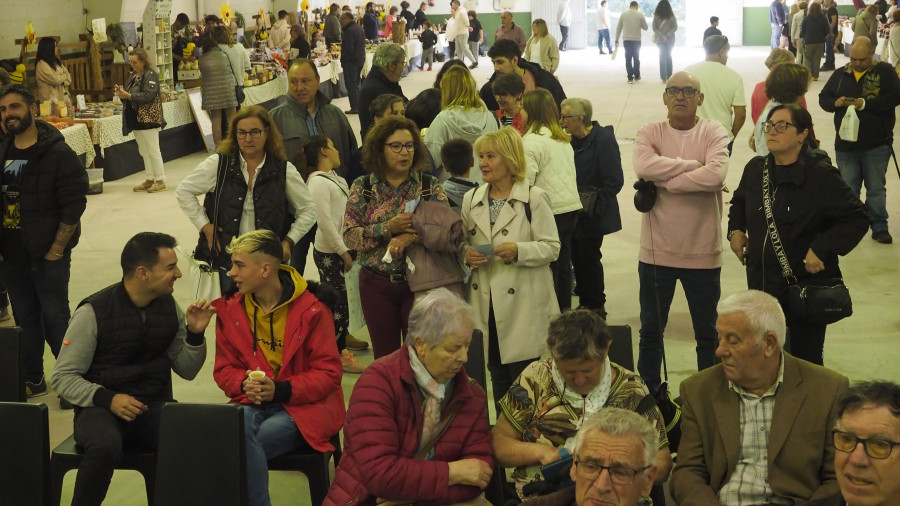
[{"x1": 210, "y1": 229, "x2": 345, "y2": 506}]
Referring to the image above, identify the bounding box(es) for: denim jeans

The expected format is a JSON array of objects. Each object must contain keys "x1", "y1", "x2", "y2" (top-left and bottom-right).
[
  {"x1": 598, "y1": 29, "x2": 612, "y2": 53},
  {"x1": 836, "y1": 145, "x2": 890, "y2": 233},
  {"x1": 657, "y1": 41, "x2": 674, "y2": 81},
  {"x1": 0, "y1": 253, "x2": 72, "y2": 383},
  {"x1": 824, "y1": 35, "x2": 835, "y2": 67},
  {"x1": 559, "y1": 25, "x2": 569, "y2": 50},
  {"x1": 771, "y1": 23, "x2": 783, "y2": 49},
  {"x1": 244, "y1": 404, "x2": 303, "y2": 506},
  {"x1": 623, "y1": 41, "x2": 641, "y2": 80},
  {"x1": 637, "y1": 262, "x2": 720, "y2": 394}
]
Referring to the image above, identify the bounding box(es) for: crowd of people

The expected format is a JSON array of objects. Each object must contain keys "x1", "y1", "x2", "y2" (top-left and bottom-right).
[{"x1": 0, "y1": 2, "x2": 898, "y2": 505}]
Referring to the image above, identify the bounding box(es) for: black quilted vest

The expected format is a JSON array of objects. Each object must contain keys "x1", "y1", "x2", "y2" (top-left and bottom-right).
[
  {"x1": 196, "y1": 152, "x2": 293, "y2": 267},
  {"x1": 81, "y1": 283, "x2": 179, "y2": 401}
]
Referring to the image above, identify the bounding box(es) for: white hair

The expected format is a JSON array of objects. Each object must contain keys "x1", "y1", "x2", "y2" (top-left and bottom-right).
[
  {"x1": 405, "y1": 288, "x2": 474, "y2": 348},
  {"x1": 717, "y1": 290, "x2": 786, "y2": 347},
  {"x1": 373, "y1": 43, "x2": 407, "y2": 71},
  {"x1": 574, "y1": 407, "x2": 658, "y2": 467}
]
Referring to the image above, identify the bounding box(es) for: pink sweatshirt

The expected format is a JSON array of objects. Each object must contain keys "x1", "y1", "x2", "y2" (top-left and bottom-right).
[{"x1": 633, "y1": 118, "x2": 730, "y2": 269}]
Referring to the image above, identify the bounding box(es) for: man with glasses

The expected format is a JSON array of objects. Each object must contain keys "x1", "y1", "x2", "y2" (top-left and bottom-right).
[
  {"x1": 524, "y1": 407, "x2": 659, "y2": 506},
  {"x1": 633, "y1": 71, "x2": 729, "y2": 396},
  {"x1": 357, "y1": 43, "x2": 408, "y2": 138},
  {"x1": 819, "y1": 36, "x2": 900, "y2": 245},
  {"x1": 804, "y1": 381, "x2": 900, "y2": 506},
  {"x1": 685, "y1": 35, "x2": 747, "y2": 156},
  {"x1": 671, "y1": 289, "x2": 848, "y2": 505}
]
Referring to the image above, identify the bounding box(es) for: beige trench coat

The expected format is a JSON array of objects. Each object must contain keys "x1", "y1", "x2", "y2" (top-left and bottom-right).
[
  {"x1": 35, "y1": 60, "x2": 72, "y2": 107},
  {"x1": 460, "y1": 179, "x2": 560, "y2": 364}
]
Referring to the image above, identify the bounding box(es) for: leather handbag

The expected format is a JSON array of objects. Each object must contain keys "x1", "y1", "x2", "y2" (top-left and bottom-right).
[
  {"x1": 577, "y1": 186, "x2": 599, "y2": 215},
  {"x1": 761, "y1": 158, "x2": 852, "y2": 325},
  {"x1": 222, "y1": 49, "x2": 245, "y2": 106},
  {"x1": 136, "y1": 93, "x2": 163, "y2": 126}
]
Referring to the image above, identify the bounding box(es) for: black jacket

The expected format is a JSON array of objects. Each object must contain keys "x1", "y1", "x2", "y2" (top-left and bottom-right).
[
  {"x1": 819, "y1": 60, "x2": 900, "y2": 151},
  {"x1": 363, "y1": 12, "x2": 380, "y2": 41},
  {"x1": 728, "y1": 148, "x2": 868, "y2": 300},
  {"x1": 341, "y1": 22, "x2": 366, "y2": 67},
  {"x1": 479, "y1": 59, "x2": 567, "y2": 112},
  {"x1": 800, "y1": 13, "x2": 831, "y2": 45},
  {"x1": 0, "y1": 120, "x2": 88, "y2": 260},
  {"x1": 420, "y1": 29, "x2": 438, "y2": 50},
  {"x1": 802, "y1": 493, "x2": 847, "y2": 506},
  {"x1": 413, "y1": 10, "x2": 427, "y2": 30},
  {"x1": 358, "y1": 67, "x2": 407, "y2": 138},
  {"x1": 400, "y1": 9, "x2": 415, "y2": 31},
  {"x1": 122, "y1": 68, "x2": 166, "y2": 135},
  {"x1": 571, "y1": 122, "x2": 623, "y2": 237}
]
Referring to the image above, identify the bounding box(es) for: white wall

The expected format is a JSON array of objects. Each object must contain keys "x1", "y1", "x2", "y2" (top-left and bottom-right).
[{"x1": 1, "y1": 0, "x2": 86, "y2": 60}]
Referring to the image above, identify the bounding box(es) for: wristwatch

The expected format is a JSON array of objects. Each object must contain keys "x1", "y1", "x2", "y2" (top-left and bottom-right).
[{"x1": 727, "y1": 230, "x2": 743, "y2": 241}]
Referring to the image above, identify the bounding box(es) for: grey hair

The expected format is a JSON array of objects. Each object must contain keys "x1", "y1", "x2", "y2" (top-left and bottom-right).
[
  {"x1": 560, "y1": 98, "x2": 592, "y2": 126},
  {"x1": 574, "y1": 407, "x2": 659, "y2": 467},
  {"x1": 716, "y1": 290, "x2": 786, "y2": 347},
  {"x1": 405, "y1": 288, "x2": 475, "y2": 348},
  {"x1": 373, "y1": 43, "x2": 407, "y2": 71}
]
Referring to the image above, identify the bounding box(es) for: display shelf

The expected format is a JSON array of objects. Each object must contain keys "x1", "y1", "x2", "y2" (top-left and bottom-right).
[{"x1": 144, "y1": 0, "x2": 174, "y2": 86}]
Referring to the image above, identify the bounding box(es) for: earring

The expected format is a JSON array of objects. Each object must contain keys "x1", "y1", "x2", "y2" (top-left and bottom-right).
[{"x1": 638, "y1": 497, "x2": 654, "y2": 506}]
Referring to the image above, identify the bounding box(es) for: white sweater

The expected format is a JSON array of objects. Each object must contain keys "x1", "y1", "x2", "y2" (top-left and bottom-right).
[
  {"x1": 523, "y1": 126, "x2": 582, "y2": 214},
  {"x1": 308, "y1": 170, "x2": 350, "y2": 255}
]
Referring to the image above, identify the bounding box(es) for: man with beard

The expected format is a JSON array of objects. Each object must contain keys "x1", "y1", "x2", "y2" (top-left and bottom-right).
[{"x1": 0, "y1": 84, "x2": 88, "y2": 406}]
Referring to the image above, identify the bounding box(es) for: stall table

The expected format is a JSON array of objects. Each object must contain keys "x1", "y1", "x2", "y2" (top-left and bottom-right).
[{"x1": 59, "y1": 123, "x2": 95, "y2": 168}]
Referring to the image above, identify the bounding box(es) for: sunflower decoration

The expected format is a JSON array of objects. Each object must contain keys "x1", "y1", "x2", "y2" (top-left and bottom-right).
[
  {"x1": 220, "y1": 4, "x2": 234, "y2": 27},
  {"x1": 300, "y1": 0, "x2": 310, "y2": 11},
  {"x1": 26, "y1": 21, "x2": 36, "y2": 47}
]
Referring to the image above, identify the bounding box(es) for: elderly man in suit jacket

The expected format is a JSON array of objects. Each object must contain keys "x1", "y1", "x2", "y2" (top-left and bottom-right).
[{"x1": 670, "y1": 289, "x2": 848, "y2": 505}]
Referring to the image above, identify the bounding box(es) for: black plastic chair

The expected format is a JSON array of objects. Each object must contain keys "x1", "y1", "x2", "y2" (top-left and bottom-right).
[
  {"x1": 154, "y1": 403, "x2": 247, "y2": 506},
  {"x1": 0, "y1": 326, "x2": 26, "y2": 402},
  {"x1": 0, "y1": 402, "x2": 50, "y2": 505},
  {"x1": 607, "y1": 324, "x2": 635, "y2": 371},
  {"x1": 266, "y1": 433, "x2": 343, "y2": 506},
  {"x1": 50, "y1": 434, "x2": 157, "y2": 506}
]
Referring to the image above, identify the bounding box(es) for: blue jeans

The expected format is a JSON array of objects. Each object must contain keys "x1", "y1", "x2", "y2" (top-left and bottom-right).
[
  {"x1": 836, "y1": 146, "x2": 890, "y2": 233},
  {"x1": 624, "y1": 40, "x2": 641, "y2": 80},
  {"x1": 637, "y1": 262, "x2": 720, "y2": 394},
  {"x1": 771, "y1": 23, "x2": 783, "y2": 49},
  {"x1": 598, "y1": 29, "x2": 612, "y2": 53},
  {"x1": 244, "y1": 405, "x2": 302, "y2": 506},
  {"x1": 657, "y1": 41, "x2": 674, "y2": 81},
  {"x1": 0, "y1": 253, "x2": 72, "y2": 383}
]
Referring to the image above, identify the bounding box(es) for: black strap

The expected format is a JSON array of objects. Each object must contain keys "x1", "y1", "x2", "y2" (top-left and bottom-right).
[
  {"x1": 414, "y1": 399, "x2": 464, "y2": 460},
  {"x1": 210, "y1": 154, "x2": 228, "y2": 257},
  {"x1": 761, "y1": 158, "x2": 797, "y2": 285},
  {"x1": 312, "y1": 172, "x2": 349, "y2": 197},
  {"x1": 220, "y1": 48, "x2": 241, "y2": 87}
]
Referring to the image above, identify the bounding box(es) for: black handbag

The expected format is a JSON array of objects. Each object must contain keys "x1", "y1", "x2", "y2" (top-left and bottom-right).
[
  {"x1": 222, "y1": 49, "x2": 245, "y2": 106},
  {"x1": 633, "y1": 178, "x2": 657, "y2": 213},
  {"x1": 762, "y1": 159, "x2": 852, "y2": 325},
  {"x1": 577, "y1": 186, "x2": 599, "y2": 215}
]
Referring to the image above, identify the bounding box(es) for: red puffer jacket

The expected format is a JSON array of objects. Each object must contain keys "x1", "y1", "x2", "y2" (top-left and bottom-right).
[
  {"x1": 212, "y1": 289, "x2": 345, "y2": 452},
  {"x1": 323, "y1": 346, "x2": 493, "y2": 505}
]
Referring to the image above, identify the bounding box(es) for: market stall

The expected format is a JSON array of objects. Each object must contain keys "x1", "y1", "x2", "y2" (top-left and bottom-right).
[{"x1": 59, "y1": 123, "x2": 95, "y2": 168}]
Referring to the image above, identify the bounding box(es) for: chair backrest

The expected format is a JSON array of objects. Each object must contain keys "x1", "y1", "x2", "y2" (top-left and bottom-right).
[
  {"x1": 154, "y1": 403, "x2": 247, "y2": 506},
  {"x1": 0, "y1": 327, "x2": 26, "y2": 402},
  {"x1": 463, "y1": 329, "x2": 487, "y2": 390},
  {"x1": 0, "y1": 402, "x2": 50, "y2": 505},
  {"x1": 607, "y1": 324, "x2": 634, "y2": 372}
]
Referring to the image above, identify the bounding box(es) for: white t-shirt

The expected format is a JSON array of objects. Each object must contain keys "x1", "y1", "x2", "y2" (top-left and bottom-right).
[
  {"x1": 597, "y1": 6, "x2": 610, "y2": 30},
  {"x1": 529, "y1": 37, "x2": 544, "y2": 67},
  {"x1": 684, "y1": 60, "x2": 746, "y2": 141}
]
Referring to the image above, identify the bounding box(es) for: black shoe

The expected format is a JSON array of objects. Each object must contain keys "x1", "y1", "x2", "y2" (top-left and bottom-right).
[
  {"x1": 25, "y1": 375, "x2": 47, "y2": 398},
  {"x1": 873, "y1": 230, "x2": 893, "y2": 244},
  {"x1": 469, "y1": 63, "x2": 478, "y2": 69},
  {"x1": 628, "y1": 78, "x2": 634, "y2": 83},
  {"x1": 60, "y1": 397, "x2": 74, "y2": 410},
  {"x1": 821, "y1": 65, "x2": 835, "y2": 71},
  {"x1": 599, "y1": 51, "x2": 608, "y2": 55},
  {"x1": 635, "y1": 76, "x2": 642, "y2": 81}
]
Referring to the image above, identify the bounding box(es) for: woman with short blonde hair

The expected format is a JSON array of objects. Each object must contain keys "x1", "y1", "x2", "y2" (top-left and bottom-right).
[{"x1": 524, "y1": 19, "x2": 560, "y2": 73}]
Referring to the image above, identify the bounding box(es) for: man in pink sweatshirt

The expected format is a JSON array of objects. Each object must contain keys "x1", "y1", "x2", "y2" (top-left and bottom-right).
[{"x1": 633, "y1": 71, "x2": 730, "y2": 395}]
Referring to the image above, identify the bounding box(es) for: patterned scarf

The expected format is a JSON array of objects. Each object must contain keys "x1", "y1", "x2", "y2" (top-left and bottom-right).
[
  {"x1": 551, "y1": 355, "x2": 613, "y2": 431},
  {"x1": 407, "y1": 346, "x2": 449, "y2": 446}
]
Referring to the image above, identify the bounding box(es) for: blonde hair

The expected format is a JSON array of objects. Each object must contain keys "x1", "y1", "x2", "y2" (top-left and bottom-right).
[
  {"x1": 440, "y1": 66, "x2": 485, "y2": 110},
  {"x1": 522, "y1": 89, "x2": 570, "y2": 143},
  {"x1": 531, "y1": 19, "x2": 548, "y2": 38},
  {"x1": 225, "y1": 229, "x2": 283, "y2": 260},
  {"x1": 473, "y1": 127, "x2": 527, "y2": 181}
]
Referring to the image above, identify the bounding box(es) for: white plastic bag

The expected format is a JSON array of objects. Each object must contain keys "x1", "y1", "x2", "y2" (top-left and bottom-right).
[
  {"x1": 176, "y1": 247, "x2": 221, "y2": 301},
  {"x1": 839, "y1": 105, "x2": 859, "y2": 142}
]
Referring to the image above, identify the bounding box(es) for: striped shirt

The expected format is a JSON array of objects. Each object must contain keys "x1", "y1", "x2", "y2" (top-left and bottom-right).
[{"x1": 717, "y1": 354, "x2": 789, "y2": 506}]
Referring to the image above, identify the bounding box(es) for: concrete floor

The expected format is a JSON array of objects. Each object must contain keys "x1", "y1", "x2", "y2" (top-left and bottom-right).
[{"x1": 19, "y1": 44, "x2": 899, "y2": 505}]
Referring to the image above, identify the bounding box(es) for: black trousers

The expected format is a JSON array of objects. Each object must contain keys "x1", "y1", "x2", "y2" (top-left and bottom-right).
[
  {"x1": 572, "y1": 234, "x2": 606, "y2": 312},
  {"x1": 783, "y1": 305, "x2": 827, "y2": 365},
  {"x1": 72, "y1": 401, "x2": 166, "y2": 506},
  {"x1": 550, "y1": 211, "x2": 579, "y2": 312}
]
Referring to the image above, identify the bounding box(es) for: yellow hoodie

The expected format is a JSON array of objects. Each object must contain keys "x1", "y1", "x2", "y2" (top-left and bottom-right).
[{"x1": 242, "y1": 265, "x2": 308, "y2": 377}]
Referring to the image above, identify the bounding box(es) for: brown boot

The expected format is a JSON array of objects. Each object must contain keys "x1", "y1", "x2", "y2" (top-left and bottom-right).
[
  {"x1": 133, "y1": 179, "x2": 153, "y2": 192},
  {"x1": 341, "y1": 350, "x2": 367, "y2": 374},
  {"x1": 147, "y1": 181, "x2": 167, "y2": 193},
  {"x1": 345, "y1": 333, "x2": 369, "y2": 351}
]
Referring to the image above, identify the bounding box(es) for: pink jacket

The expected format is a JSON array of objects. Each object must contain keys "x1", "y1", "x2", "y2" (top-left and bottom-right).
[
  {"x1": 633, "y1": 118, "x2": 730, "y2": 269},
  {"x1": 212, "y1": 290, "x2": 345, "y2": 452},
  {"x1": 324, "y1": 346, "x2": 493, "y2": 506}
]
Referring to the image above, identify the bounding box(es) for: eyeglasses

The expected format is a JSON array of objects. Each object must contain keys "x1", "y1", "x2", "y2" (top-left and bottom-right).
[
  {"x1": 236, "y1": 128, "x2": 266, "y2": 139},
  {"x1": 385, "y1": 142, "x2": 416, "y2": 153},
  {"x1": 559, "y1": 115, "x2": 580, "y2": 121},
  {"x1": 833, "y1": 429, "x2": 900, "y2": 459},
  {"x1": 762, "y1": 121, "x2": 798, "y2": 134},
  {"x1": 664, "y1": 87, "x2": 699, "y2": 98},
  {"x1": 574, "y1": 459, "x2": 651, "y2": 485}
]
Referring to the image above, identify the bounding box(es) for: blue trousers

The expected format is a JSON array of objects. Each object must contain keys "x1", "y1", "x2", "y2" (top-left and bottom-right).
[
  {"x1": 637, "y1": 262, "x2": 720, "y2": 394},
  {"x1": 244, "y1": 404, "x2": 303, "y2": 506},
  {"x1": 597, "y1": 29, "x2": 612, "y2": 53},
  {"x1": 836, "y1": 146, "x2": 890, "y2": 233}
]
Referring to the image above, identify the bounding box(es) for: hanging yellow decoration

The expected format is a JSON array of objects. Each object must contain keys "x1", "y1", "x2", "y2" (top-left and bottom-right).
[
  {"x1": 220, "y1": 4, "x2": 234, "y2": 26},
  {"x1": 300, "y1": 0, "x2": 310, "y2": 10},
  {"x1": 26, "y1": 21, "x2": 36, "y2": 47}
]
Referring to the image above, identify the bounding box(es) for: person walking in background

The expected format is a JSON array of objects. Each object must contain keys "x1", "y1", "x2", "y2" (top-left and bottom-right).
[
  {"x1": 792, "y1": 2, "x2": 808, "y2": 67},
  {"x1": 451, "y1": 0, "x2": 478, "y2": 68},
  {"x1": 495, "y1": 11, "x2": 527, "y2": 53},
  {"x1": 468, "y1": 10, "x2": 484, "y2": 61},
  {"x1": 118, "y1": 48, "x2": 167, "y2": 193},
  {"x1": 597, "y1": 0, "x2": 613, "y2": 54},
  {"x1": 525, "y1": 19, "x2": 561, "y2": 74},
  {"x1": 198, "y1": 35, "x2": 239, "y2": 148},
  {"x1": 653, "y1": 0, "x2": 678, "y2": 82},
  {"x1": 802, "y1": 2, "x2": 831, "y2": 81},
  {"x1": 323, "y1": 3, "x2": 342, "y2": 46},
  {"x1": 823, "y1": 0, "x2": 839, "y2": 70},
  {"x1": 771, "y1": 0, "x2": 787, "y2": 49},
  {"x1": 340, "y1": 12, "x2": 366, "y2": 115},
  {"x1": 558, "y1": 0, "x2": 572, "y2": 51},
  {"x1": 616, "y1": 1, "x2": 649, "y2": 83}
]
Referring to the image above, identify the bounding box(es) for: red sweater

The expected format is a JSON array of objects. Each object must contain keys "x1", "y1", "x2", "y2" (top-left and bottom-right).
[
  {"x1": 324, "y1": 346, "x2": 493, "y2": 505},
  {"x1": 212, "y1": 289, "x2": 345, "y2": 452}
]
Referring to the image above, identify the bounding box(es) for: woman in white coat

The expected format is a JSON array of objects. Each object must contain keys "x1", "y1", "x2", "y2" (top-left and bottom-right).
[
  {"x1": 521, "y1": 88, "x2": 581, "y2": 312},
  {"x1": 462, "y1": 127, "x2": 560, "y2": 406}
]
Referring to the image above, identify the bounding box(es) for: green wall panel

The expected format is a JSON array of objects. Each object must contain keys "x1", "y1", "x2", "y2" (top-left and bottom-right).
[
  {"x1": 743, "y1": 5, "x2": 860, "y2": 47},
  {"x1": 425, "y1": 12, "x2": 532, "y2": 45}
]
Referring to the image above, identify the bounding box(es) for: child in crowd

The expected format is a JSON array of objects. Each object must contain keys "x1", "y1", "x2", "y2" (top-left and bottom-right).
[
  {"x1": 490, "y1": 72, "x2": 527, "y2": 134},
  {"x1": 703, "y1": 16, "x2": 722, "y2": 44},
  {"x1": 419, "y1": 21, "x2": 438, "y2": 71},
  {"x1": 439, "y1": 138, "x2": 479, "y2": 214},
  {"x1": 293, "y1": 135, "x2": 367, "y2": 374}
]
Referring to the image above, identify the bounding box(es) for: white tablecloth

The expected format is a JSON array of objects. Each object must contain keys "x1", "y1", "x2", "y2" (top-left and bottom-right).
[{"x1": 60, "y1": 123, "x2": 95, "y2": 168}]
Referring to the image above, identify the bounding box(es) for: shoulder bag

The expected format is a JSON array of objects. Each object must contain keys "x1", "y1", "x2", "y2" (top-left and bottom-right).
[
  {"x1": 221, "y1": 48, "x2": 246, "y2": 106},
  {"x1": 762, "y1": 158, "x2": 853, "y2": 324},
  {"x1": 134, "y1": 72, "x2": 164, "y2": 127}
]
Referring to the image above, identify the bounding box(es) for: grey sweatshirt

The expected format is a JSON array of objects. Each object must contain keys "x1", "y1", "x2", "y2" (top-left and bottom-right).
[
  {"x1": 51, "y1": 303, "x2": 207, "y2": 407},
  {"x1": 616, "y1": 9, "x2": 649, "y2": 42}
]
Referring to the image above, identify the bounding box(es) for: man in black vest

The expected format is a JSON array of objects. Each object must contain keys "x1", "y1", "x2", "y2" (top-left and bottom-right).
[{"x1": 51, "y1": 232, "x2": 212, "y2": 506}]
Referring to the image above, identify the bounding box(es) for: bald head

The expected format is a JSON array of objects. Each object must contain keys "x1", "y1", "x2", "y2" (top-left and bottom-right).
[
  {"x1": 850, "y1": 37, "x2": 875, "y2": 72},
  {"x1": 851, "y1": 36, "x2": 874, "y2": 55},
  {"x1": 666, "y1": 71, "x2": 701, "y2": 92}
]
